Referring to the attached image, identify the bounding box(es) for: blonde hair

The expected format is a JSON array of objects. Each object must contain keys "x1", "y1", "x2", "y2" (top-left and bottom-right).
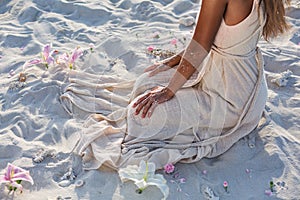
[{"x1": 259, "y1": 0, "x2": 291, "y2": 40}]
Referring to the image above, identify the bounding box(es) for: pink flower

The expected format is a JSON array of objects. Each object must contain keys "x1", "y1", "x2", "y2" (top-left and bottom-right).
[
  {"x1": 265, "y1": 189, "x2": 272, "y2": 196},
  {"x1": 56, "y1": 47, "x2": 83, "y2": 69},
  {"x1": 147, "y1": 45, "x2": 155, "y2": 52},
  {"x1": 56, "y1": 53, "x2": 69, "y2": 65},
  {"x1": 41, "y1": 43, "x2": 56, "y2": 68},
  {"x1": 223, "y1": 181, "x2": 228, "y2": 187},
  {"x1": 69, "y1": 47, "x2": 83, "y2": 69},
  {"x1": 170, "y1": 38, "x2": 178, "y2": 46},
  {"x1": 164, "y1": 163, "x2": 175, "y2": 174},
  {"x1": 0, "y1": 163, "x2": 34, "y2": 193},
  {"x1": 223, "y1": 181, "x2": 228, "y2": 192},
  {"x1": 89, "y1": 43, "x2": 95, "y2": 52}
]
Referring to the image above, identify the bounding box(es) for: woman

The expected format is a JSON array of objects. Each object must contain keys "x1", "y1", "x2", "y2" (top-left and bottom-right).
[{"x1": 61, "y1": 0, "x2": 290, "y2": 170}]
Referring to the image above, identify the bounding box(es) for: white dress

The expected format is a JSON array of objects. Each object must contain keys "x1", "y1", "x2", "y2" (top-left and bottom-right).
[{"x1": 61, "y1": 0, "x2": 267, "y2": 170}]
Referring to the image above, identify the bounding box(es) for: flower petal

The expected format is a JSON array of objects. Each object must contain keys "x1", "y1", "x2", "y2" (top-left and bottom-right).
[
  {"x1": 46, "y1": 56, "x2": 54, "y2": 65},
  {"x1": 5, "y1": 163, "x2": 14, "y2": 180},
  {"x1": 12, "y1": 171, "x2": 34, "y2": 185},
  {"x1": 43, "y1": 44, "x2": 51, "y2": 59},
  {"x1": 118, "y1": 165, "x2": 143, "y2": 183},
  {"x1": 71, "y1": 47, "x2": 83, "y2": 63},
  {"x1": 89, "y1": 43, "x2": 95, "y2": 49},
  {"x1": 0, "y1": 175, "x2": 10, "y2": 184},
  {"x1": 134, "y1": 179, "x2": 148, "y2": 190},
  {"x1": 56, "y1": 53, "x2": 69, "y2": 65},
  {"x1": 147, "y1": 175, "x2": 169, "y2": 200},
  {"x1": 138, "y1": 160, "x2": 147, "y2": 174}
]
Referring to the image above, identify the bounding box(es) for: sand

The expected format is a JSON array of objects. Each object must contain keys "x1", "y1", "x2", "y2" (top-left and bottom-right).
[{"x1": 0, "y1": 0, "x2": 299, "y2": 199}]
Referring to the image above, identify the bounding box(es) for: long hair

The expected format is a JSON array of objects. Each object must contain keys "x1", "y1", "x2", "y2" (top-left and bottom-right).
[{"x1": 259, "y1": 0, "x2": 291, "y2": 40}]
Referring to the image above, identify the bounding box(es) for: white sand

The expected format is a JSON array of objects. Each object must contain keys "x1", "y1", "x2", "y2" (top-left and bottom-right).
[{"x1": 0, "y1": 0, "x2": 299, "y2": 199}]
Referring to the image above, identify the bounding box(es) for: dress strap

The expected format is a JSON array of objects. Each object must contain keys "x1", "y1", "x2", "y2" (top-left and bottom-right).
[{"x1": 212, "y1": 2, "x2": 266, "y2": 56}]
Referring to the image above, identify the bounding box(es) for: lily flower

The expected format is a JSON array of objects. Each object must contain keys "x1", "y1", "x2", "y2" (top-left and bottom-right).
[
  {"x1": 69, "y1": 47, "x2": 83, "y2": 69},
  {"x1": 0, "y1": 163, "x2": 34, "y2": 193},
  {"x1": 41, "y1": 43, "x2": 56, "y2": 68},
  {"x1": 56, "y1": 47, "x2": 83, "y2": 69},
  {"x1": 118, "y1": 160, "x2": 169, "y2": 200},
  {"x1": 56, "y1": 53, "x2": 70, "y2": 66}
]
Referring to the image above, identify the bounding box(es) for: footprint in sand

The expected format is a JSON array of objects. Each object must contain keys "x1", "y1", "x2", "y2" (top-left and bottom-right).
[{"x1": 33, "y1": 149, "x2": 56, "y2": 163}]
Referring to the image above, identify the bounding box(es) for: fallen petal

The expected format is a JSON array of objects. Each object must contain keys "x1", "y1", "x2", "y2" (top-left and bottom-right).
[{"x1": 265, "y1": 189, "x2": 272, "y2": 196}]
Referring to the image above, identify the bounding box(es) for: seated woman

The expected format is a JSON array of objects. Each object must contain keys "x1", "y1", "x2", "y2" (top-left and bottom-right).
[{"x1": 61, "y1": 0, "x2": 290, "y2": 170}]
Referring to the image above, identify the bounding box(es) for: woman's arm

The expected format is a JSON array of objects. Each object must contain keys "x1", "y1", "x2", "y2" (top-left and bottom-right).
[
  {"x1": 143, "y1": 50, "x2": 184, "y2": 77},
  {"x1": 134, "y1": 0, "x2": 228, "y2": 118},
  {"x1": 167, "y1": 0, "x2": 228, "y2": 93}
]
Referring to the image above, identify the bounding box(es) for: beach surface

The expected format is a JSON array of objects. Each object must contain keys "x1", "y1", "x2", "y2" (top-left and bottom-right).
[{"x1": 0, "y1": 0, "x2": 299, "y2": 199}]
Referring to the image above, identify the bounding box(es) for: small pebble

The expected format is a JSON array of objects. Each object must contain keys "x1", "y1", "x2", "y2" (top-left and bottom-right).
[
  {"x1": 19, "y1": 73, "x2": 26, "y2": 82},
  {"x1": 9, "y1": 69, "x2": 15, "y2": 76},
  {"x1": 179, "y1": 16, "x2": 195, "y2": 27},
  {"x1": 202, "y1": 170, "x2": 207, "y2": 175},
  {"x1": 33, "y1": 155, "x2": 44, "y2": 163},
  {"x1": 75, "y1": 180, "x2": 85, "y2": 188},
  {"x1": 248, "y1": 143, "x2": 255, "y2": 148},
  {"x1": 58, "y1": 180, "x2": 71, "y2": 187}
]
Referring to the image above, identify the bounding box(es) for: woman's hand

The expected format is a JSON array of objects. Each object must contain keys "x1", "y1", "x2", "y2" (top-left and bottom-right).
[{"x1": 132, "y1": 86, "x2": 174, "y2": 118}]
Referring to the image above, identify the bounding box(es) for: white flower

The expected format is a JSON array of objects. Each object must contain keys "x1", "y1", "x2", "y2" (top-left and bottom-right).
[{"x1": 118, "y1": 160, "x2": 169, "y2": 200}]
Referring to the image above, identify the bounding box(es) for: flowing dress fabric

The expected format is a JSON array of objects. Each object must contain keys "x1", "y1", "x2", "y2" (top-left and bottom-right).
[{"x1": 61, "y1": 0, "x2": 267, "y2": 170}]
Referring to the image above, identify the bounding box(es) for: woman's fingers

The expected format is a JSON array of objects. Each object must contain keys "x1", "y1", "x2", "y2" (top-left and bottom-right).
[
  {"x1": 147, "y1": 101, "x2": 158, "y2": 118},
  {"x1": 141, "y1": 98, "x2": 156, "y2": 118},
  {"x1": 135, "y1": 96, "x2": 149, "y2": 115},
  {"x1": 132, "y1": 93, "x2": 150, "y2": 108},
  {"x1": 134, "y1": 87, "x2": 174, "y2": 118}
]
